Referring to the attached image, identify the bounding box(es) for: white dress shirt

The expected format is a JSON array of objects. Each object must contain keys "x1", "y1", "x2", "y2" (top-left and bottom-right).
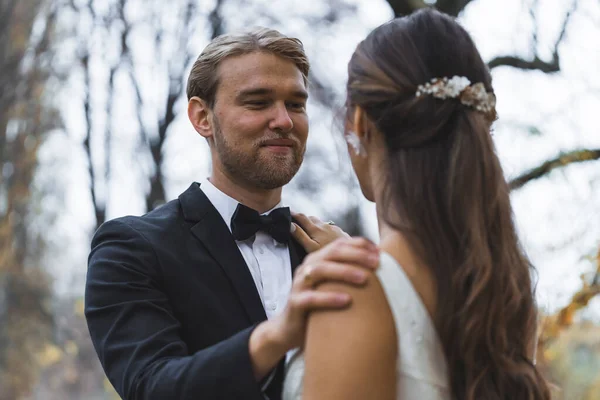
[{"x1": 200, "y1": 178, "x2": 293, "y2": 320}]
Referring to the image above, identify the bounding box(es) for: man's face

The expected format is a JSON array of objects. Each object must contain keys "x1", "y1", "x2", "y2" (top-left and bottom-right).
[{"x1": 209, "y1": 51, "x2": 309, "y2": 190}]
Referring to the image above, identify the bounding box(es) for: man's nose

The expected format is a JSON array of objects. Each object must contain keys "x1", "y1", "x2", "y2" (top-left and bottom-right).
[{"x1": 269, "y1": 103, "x2": 294, "y2": 132}]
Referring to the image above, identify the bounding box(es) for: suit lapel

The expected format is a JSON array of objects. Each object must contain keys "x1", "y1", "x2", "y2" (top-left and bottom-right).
[
  {"x1": 180, "y1": 183, "x2": 267, "y2": 324},
  {"x1": 288, "y1": 236, "x2": 306, "y2": 276}
]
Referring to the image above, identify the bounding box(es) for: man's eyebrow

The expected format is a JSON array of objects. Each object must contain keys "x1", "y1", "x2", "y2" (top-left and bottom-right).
[
  {"x1": 290, "y1": 90, "x2": 309, "y2": 100},
  {"x1": 237, "y1": 88, "x2": 274, "y2": 98},
  {"x1": 236, "y1": 88, "x2": 308, "y2": 100}
]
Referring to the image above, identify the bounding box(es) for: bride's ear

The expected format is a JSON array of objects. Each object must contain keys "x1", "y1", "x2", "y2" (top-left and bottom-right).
[{"x1": 352, "y1": 106, "x2": 371, "y2": 143}]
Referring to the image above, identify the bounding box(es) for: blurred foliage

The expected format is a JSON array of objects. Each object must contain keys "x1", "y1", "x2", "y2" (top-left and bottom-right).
[
  {"x1": 23, "y1": 299, "x2": 115, "y2": 400},
  {"x1": 535, "y1": 246, "x2": 600, "y2": 399},
  {"x1": 539, "y1": 321, "x2": 600, "y2": 400},
  {"x1": 0, "y1": 0, "x2": 58, "y2": 398}
]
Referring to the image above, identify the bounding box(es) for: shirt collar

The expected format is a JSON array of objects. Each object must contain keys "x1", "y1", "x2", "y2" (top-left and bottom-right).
[{"x1": 200, "y1": 178, "x2": 284, "y2": 233}]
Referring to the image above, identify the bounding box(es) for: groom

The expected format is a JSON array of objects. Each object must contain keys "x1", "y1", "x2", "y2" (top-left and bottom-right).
[{"x1": 85, "y1": 27, "x2": 377, "y2": 400}]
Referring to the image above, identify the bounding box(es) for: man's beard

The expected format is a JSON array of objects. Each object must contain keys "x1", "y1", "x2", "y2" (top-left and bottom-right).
[{"x1": 212, "y1": 117, "x2": 305, "y2": 190}]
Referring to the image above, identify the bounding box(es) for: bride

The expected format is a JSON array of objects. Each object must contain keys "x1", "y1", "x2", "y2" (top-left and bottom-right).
[{"x1": 284, "y1": 8, "x2": 551, "y2": 400}]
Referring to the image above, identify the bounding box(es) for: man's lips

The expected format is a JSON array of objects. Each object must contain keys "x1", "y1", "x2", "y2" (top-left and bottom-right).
[
  {"x1": 261, "y1": 139, "x2": 295, "y2": 154},
  {"x1": 261, "y1": 139, "x2": 295, "y2": 147}
]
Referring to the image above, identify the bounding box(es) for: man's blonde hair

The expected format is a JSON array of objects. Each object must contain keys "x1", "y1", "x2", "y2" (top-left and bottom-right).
[{"x1": 186, "y1": 27, "x2": 310, "y2": 107}]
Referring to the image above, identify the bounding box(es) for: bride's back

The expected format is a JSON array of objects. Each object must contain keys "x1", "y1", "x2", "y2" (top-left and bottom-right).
[
  {"x1": 375, "y1": 251, "x2": 450, "y2": 399},
  {"x1": 297, "y1": 8, "x2": 551, "y2": 400}
]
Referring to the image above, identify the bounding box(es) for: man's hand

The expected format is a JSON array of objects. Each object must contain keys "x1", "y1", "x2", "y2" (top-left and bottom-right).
[
  {"x1": 291, "y1": 212, "x2": 350, "y2": 253},
  {"x1": 248, "y1": 237, "x2": 380, "y2": 380}
]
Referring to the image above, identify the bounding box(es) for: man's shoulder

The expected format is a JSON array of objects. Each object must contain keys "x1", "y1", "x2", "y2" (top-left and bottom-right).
[
  {"x1": 95, "y1": 196, "x2": 192, "y2": 244},
  {"x1": 93, "y1": 183, "x2": 215, "y2": 245},
  {"x1": 108, "y1": 198, "x2": 180, "y2": 229}
]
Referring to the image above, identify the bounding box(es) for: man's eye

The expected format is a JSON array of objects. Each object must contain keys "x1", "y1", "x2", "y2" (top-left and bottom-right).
[
  {"x1": 247, "y1": 101, "x2": 268, "y2": 107},
  {"x1": 288, "y1": 102, "x2": 306, "y2": 110}
]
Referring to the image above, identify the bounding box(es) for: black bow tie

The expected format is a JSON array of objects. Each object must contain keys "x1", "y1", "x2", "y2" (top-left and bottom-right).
[{"x1": 231, "y1": 204, "x2": 292, "y2": 244}]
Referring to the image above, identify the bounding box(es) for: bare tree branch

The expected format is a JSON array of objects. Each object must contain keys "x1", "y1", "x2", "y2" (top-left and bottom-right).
[
  {"x1": 145, "y1": 0, "x2": 202, "y2": 210},
  {"x1": 385, "y1": 0, "x2": 426, "y2": 17},
  {"x1": 128, "y1": 70, "x2": 151, "y2": 143},
  {"x1": 487, "y1": 55, "x2": 560, "y2": 72},
  {"x1": 107, "y1": 0, "x2": 167, "y2": 212},
  {"x1": 78, "y1": 0, "x2": 111, "y2": 228},
  {"x1": 0, "y1": 0, "x2": 18, "y2": 40},
  {"x1": 209, "y1": 0, "x2": 226, "y2": 39},
  {"x1": 509, "y1": 148, "x2": 600, "y2": 190},
  {"x1": 553, "y1": 0, "x2": 576, "y2": 54},
  {"x1": 308, "y1": 73, "x2": 339, "y2": 108},
  {"x1": 146, "y1": 85, "x2": 175, "y2": 211},
  {"x1": 488, "y1": 0, "x2": 578, "y2": 72},
  {"x1": 103, "y1": 65, "x2": 116, "y2": 224},
  {"x1": 592, "y1": 245, "x2": 599, "y2": 286},
  {"x1": 114, "y1": 0, "x2": 150, "y2": 151},
  {"x1": 435, "y1": 0, "x2": 475, "y2": 17},
  {"x1": 121, "y1": 1, "x2": 149, "y2": 149},
  {"x1": 529, "y1": 0, "x2": 540, "y2": 53},
  {"x1": 81, "y1": 54, "x2": 105, "y2": 228},
  {"x1": 384, "y1": 0, "x2": 475, "y2": 17}
]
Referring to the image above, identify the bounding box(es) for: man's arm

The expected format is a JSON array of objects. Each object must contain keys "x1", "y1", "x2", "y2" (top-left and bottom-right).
[
  {"x1": 301, "y1": 272, "x2": 398, "y2": 399},
  {"x1": 85, "y1": 219, "x2": 265, "y2": 400}
]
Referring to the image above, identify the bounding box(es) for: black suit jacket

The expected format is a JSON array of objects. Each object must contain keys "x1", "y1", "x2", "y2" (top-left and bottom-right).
[{"x1": 85, "y1": 183, "x2": 306, "y2": 400}]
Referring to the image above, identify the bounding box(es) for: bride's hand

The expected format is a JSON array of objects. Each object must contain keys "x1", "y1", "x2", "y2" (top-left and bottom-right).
[
  {"x1": 268, "y1": 237, "x2": 379, "y2": 350},
  {"x1": 291, "y1": 212, "x2": 350, "y2": 253}
]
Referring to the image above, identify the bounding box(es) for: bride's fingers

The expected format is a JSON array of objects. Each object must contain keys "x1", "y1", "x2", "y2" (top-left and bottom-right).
[
  {"x1": 292, "y1": 212, "x2": 321, "y2": 236},
  {"x1": 343, "y1": 237, "x2": 378, "y2": 250},
  {"x1": 288, "y1": 290, "x2": 351, "y2": 311},
  {"x1": 291, "y1": 223, "x2": 319, "y2": 253},
  {"x1": 308, "y1": 215, "x2": 323, "y2": 224},
  {"x1": 294, "y1": 261, "x2": 370, "y2": 290},
  {"x1": 305, "y1": 238, "x2": 380, "y2": 270}
]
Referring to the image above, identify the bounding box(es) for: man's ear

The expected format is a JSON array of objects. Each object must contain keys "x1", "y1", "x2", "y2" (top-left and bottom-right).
[{"x1": 188, "y1": 96, "x2": 214, "y2": 139}]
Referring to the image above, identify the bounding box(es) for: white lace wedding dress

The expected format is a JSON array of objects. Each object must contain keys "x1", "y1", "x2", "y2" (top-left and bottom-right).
[{"x1": 282, "y1": 252, "x2": 451, "y2": 399}]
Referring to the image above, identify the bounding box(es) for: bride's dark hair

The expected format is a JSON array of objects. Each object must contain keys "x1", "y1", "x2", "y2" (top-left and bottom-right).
[{"x1": 346, "y1": 9, "x2": 550, "y2": 400}]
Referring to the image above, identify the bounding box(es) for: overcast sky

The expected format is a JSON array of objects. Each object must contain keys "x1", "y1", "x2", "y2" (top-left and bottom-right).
[{"x1": 37, "y1": 0, "x2": 600, "y2": 317}]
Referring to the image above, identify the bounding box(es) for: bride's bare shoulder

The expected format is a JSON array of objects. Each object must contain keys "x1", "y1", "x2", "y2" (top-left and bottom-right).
[{"x1": 302, "y1": 269, "x2": 397, "y2": 400}]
